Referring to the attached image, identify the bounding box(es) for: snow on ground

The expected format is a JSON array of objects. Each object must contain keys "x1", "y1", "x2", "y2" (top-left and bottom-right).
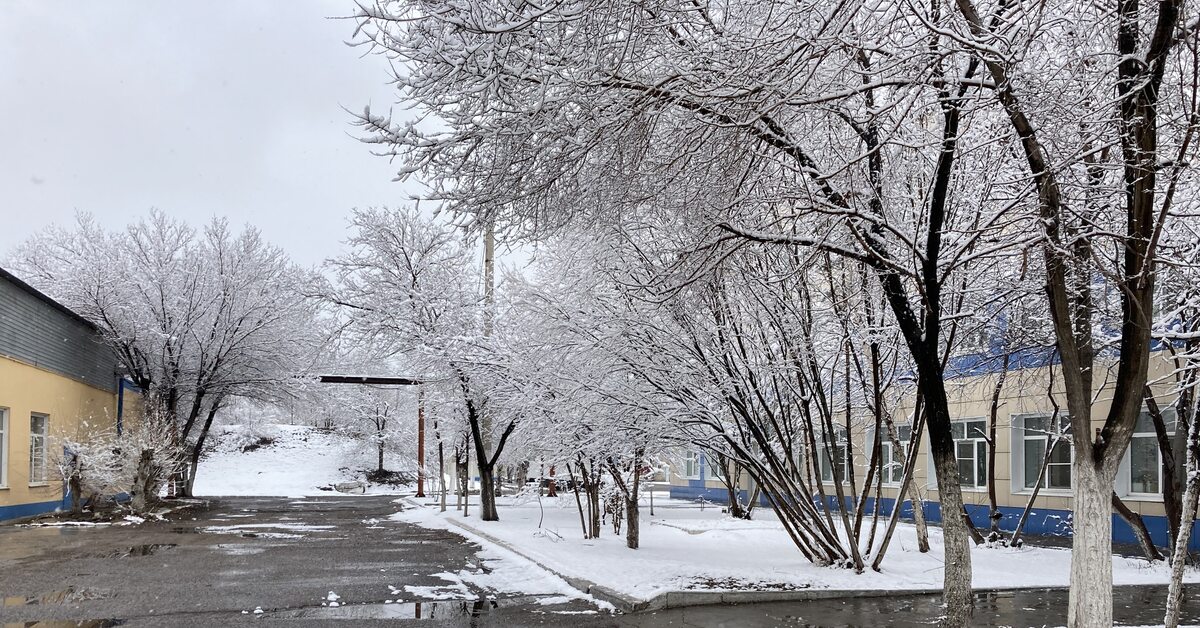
[
  {"x1": 194, "y1": 423, "x2": 411, "y2": 497},
  {"x1": 390, "y1": 505, "x2": 612, "y2": 610},
  {"x1": 397, "y1": 494, "x2": 1200, "y2": 603}
]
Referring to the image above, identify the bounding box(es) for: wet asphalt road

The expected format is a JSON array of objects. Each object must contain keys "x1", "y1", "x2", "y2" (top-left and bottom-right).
[{"x1": 0, "y1": 495, "x2": 1197, "y2": 627}]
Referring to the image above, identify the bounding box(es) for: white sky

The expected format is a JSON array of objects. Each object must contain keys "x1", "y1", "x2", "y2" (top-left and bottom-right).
[{"x1": 0, "y1": 1, "x2": 426, "y2": 268}]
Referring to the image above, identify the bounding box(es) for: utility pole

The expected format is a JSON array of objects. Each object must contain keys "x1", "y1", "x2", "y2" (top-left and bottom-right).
[
  {"x1": 484, "y1": 223, "x2": 495, "y2": 336},
  {"x1": 416, "y1": 386, "x2": 426, "y2": 498},
  {"x1": 481, "y1": 223, "x2": 495, "y2": 452}
]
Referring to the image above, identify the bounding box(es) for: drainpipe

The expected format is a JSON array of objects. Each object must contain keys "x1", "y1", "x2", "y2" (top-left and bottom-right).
[{"x1": 117, "y1": 378, "x2": 126, "y2": 436}]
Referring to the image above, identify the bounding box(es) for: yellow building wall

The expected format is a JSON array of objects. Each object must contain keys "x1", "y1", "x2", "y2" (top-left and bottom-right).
[
  {"x1": 833, "y1": 352, "x2": 1181, "y2": 517},
  {"x1": 0, "y1": 355, "x2": 119, "y2": 511}
]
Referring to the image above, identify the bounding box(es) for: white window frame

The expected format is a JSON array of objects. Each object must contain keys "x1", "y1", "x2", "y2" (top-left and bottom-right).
[
  {"x1": 0, "y1": 407, "x2": 8, "y2": 488},
  {"x1": 1016, "y1": 413, "x2": 1072, "y2": 493},
  {"x1": 952, "y1": 419, "x2": 989, "y2": 491},
  {"x1": 683, "y1": 451, "x2": 701, "y2": 480},
  {"x1": 881, "y1": 424, "x2": 912, "y2": 486},
  {"x1": 1126, "y1": 409, "x2": 1175, "y2": 498},
  {"x1": 29, "y1": 413, "x2": 49, "y2": 485},
  {"x1": 819, "y1": 426, "x2": 850, "y2": 484}
]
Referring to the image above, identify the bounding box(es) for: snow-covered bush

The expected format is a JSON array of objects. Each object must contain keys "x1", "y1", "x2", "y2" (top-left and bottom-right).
[{"x1": 54, "y1": 407, "x2": 182, "y2": 515}]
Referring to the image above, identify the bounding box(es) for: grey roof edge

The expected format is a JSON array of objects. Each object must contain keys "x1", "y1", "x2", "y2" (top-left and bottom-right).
[{"x1": 0, "y1": 266, "x2": 99, "y2": 331}]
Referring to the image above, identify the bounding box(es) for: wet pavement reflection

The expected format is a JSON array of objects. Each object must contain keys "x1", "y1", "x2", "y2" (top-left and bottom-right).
[{"x1": 1, "y1": 496, "x2": 1196, "y2": 627}]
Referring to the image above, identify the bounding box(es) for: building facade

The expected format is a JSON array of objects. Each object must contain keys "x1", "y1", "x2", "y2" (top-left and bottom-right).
[
  {"x1": 668, "y1": 351, "x2": 1197, "y2": 549},
  {"x1": 0, "y1": 267, "x2": 132, "y2": 521}
]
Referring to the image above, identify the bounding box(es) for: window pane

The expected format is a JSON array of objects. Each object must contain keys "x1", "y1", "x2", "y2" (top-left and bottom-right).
[
  {"x1": 1130, "y1": 436, "x2": 1159, "y2": 493},
  {"x1": 976, "y1": 441, "x2": 987, "y2": 488},
  {"x1": 951, "y1": 423, "x2": 965, "y2": 440},
  {"x1": 820, "y1": 450, "x2": 832, "y2": 482},
  {"x1": 880, "y1": 442, "x2": 891, "y2": 480},
  {"x1": 1048, "y1": 463, "x2": 1072, "y2": 489},
  {"x1": 1050, "y1": 440, "x2": 1071, "y2": 464},
  {"x1": 956, "y1": 441, "x2": 974, "y2": 485},
  {"x1": 1025, "y1": 416, "x2": 1049, "y2": 434},
  {"x1": 958, "y1": 458, "x2": 974, "y2": 485},
  {"x1": 0, "y1": 411, "x2": 6, "y2": 485},
  {"x1": 1136, "y1": 411, "x2": 1175, "y2": 435},
  {"x1": 1025, "y1": 439, "x2": 1046, "y2": 488},
  {"x1": 31, "y1": 414, "x2": 45, "y2": 435},
  {"x1": 968, "y1": 421, "x2": 986, "y2": 439},
  {"x1": 898, "y1": 425, "x2": 912, "y2": 442}
]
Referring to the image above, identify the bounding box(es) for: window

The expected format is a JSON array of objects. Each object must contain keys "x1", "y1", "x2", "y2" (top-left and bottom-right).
[
  {"x1": 683, "y1": 451, "x2": 701, "y2": 479},
  {"x1": 706, "y1": 454, "x2": 726, "y2": 482},
  {"x1": 0, "y1": 408, "x2": 7, "y2": 487},
  {"x1": 881, "y1": 424, "x2": 912, "y2": 484},
  {"x1": 820, "y1": 426, "x2": 850, "y2": 483},
  {"x1": 1022, "y1": 414, "x2": 1071, "y2": 490},
  {"x1": 29, "y1": 414, "x2": 48, "y2": 484},
  {"x1": 953, "y1": 419, "x2": 988, "y2": 489},
  {"x1": 1129, "y1": 410, "x2": 1174, "y2": 495}
]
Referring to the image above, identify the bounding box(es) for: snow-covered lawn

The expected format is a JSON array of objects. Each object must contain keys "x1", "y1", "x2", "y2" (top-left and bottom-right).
[
  {"x1": 396, "y1": 494, "x2": 1200, "y2": 603},
  {"x1": 194, "y1": 423, "x2": 412, "y2": 497}
]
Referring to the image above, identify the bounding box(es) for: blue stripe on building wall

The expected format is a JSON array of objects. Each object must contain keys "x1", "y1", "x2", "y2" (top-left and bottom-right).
[
  {"x1": 667, "y1": 487, "x2": 1200, "y2": 551},
  {"x1": 0, "y1": 498, "x2": 65, "y2": 522}
]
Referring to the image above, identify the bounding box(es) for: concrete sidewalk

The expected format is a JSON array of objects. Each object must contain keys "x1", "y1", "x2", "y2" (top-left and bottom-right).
[{"x1": 417, "y1": 497, "x2": 1193, "y2": 620}]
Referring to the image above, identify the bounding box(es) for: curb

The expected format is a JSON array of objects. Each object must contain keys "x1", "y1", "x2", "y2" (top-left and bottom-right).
[
  {"x1": 441, "y1": 514, "x2": 643, "y2": 612},
  {"x1": 397, "y1": 500, "x2": 1167, "y2": 613}
]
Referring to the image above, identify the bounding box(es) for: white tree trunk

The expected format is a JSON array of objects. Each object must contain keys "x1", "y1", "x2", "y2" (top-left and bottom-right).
[
  {"x1": 911, "y1": 483, "x2": 930, "y2": 553},
  {"x1": 1165, "y1": 470, "x2": 1199, "y2": 628},
  {"x1": 930, "y1": 451, "x2": 973, "y2": 626},
  {"x1": 1165, "y1": 393, "x2": 1200, "y2": 628},
  {"x1": 1068, "y1": 461, "x2": 1114, "y2": 627}
]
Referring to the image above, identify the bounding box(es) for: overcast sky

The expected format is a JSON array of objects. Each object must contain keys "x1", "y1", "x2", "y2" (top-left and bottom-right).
[{"x1": 0, "y1": 1, "x2": 424, "y2": 268}]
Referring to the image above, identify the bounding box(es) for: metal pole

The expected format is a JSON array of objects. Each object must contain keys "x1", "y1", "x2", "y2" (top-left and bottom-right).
[{"x1": 416, "y1": 387, "x2": 426, "y2": 498}]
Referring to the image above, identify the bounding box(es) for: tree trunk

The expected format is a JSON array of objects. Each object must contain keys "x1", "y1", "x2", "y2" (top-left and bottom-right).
[
  {"x1": 455, "y1": 451, "x2": 464, "y2": 512},
  {"x1": 626, "y1": 493, "x2": 639, "y2": 549},
  {"x1": 1165, "y1": 472, "x2": 1199, "y2": 628},
  {"x1": 462, "y1": 444, "x2": 470, "y2": 518},
  {"x1": 987, "y1": 357, "x2": 1009, "y2": 539},
  {"x1": 1112, "y1": 493, "x2": 1163, "y2": 561},
  {"x1": 1146, "y1": 388, "x2": 1182, "y2": 547},
  {"x1": 1068, "y1": 461, "x2": 1114, "y2": 627},
  {"x1": 183, "y1": 401, "x2": 221, "y2": 498},
  {"x1": 928, "y1": 440, "x2": 974, "y2": 627},
  {"x1": 377, "y1": 438, "x2": 385, "y2": 474},
  {"x1": 438, "y1": 440, "x2": 447, "y2": 512},
  {"x1": 130, "y1": 449, "x2": 156, "y2": 514},
  {"x1": 69, "y1": 472, "x2": 83, "y2": 515},
  {"x1": 911, "y1": 484, "x2": 930, "y2": 553},
  {"x1": 478, "y1": 464, "x2": 499, "y2": 521},
  {"x1": 1164, "y1": 385, "x2": 1199, "y2": 628}
]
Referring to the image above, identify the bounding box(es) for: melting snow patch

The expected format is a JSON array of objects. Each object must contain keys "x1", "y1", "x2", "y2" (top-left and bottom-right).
[
  {"x1": 403, "y1": 572, "x2": 477, "y2": 601},
  {"x1": 204, "y1": 523, "x2": 335, "y2": 532}
]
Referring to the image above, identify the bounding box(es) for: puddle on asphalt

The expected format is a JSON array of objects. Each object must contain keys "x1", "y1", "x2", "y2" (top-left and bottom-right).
[
  {"x1": 271, "y1": 599, "x2": 514, "y2": 620},
  {"x1": 216, "y1": 544, "x2": 266, "y2": 556},
  {"x1": 3, "y1": 587, "x2": 112, "y2": 607},
  {"x1": 103, "y1": 544, "x2": 176, "y2": 558},
  {"x1": 1, "y1": 620, "x2": 124, "y2": 627}
]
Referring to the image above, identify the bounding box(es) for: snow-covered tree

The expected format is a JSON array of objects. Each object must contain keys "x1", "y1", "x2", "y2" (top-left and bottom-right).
[
  {"x1": 329, "y1": 207, "x2": 516, "y2": 520},
  {"x1": 9, "y1": 211, "x2": 323, "y2": 496},
  {"x1": 350, "y1": 0, "x2": 1200, "y2": 621}
]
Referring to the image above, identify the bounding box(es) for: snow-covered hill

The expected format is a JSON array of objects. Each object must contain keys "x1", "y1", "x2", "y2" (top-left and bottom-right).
[{"x1": 194, "y1": 424, "x2": 413, "y2": 497}]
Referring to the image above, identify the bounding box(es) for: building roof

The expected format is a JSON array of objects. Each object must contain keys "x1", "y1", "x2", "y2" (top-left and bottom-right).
[{"x1": 0, "y1": 266, "x2": 99, "y2": 331}]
